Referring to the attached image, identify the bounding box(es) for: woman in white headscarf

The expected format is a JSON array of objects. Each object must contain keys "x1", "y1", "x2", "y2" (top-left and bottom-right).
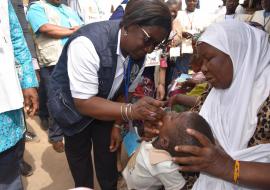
[{"x1": 173, "y1": 20, "x2": 270, "y2": 189}]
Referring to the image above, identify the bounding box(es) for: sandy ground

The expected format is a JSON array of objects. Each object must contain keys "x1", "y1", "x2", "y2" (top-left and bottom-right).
[{"x1": 22, "y1": 116, "x2": 101, "y2": 190}]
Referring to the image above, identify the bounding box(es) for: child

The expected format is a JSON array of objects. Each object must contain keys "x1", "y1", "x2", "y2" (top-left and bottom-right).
[{"x1": 122, "y1": 111, "x2": 214, "y2": 190}]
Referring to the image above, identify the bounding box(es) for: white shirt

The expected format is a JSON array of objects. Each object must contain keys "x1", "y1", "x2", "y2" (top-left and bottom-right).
[
  {"x1": 0, "y1": 1, "x2": 24, "y2": 113},
  {"x1": 68, "y1": 0, "x2": 112, "y2": 24},
  {"x1": 177, "y1": 9, "x2": 211, "y2": 54},
  {"x1": 251, "y1": 10, "x2": 270, "y2": 34},
  {"x1": 67, "y1": 31, "x2": 127, "y2": 100},
  {"x1": 123, "y1": 141, "x2": 185, "y2": 190}
]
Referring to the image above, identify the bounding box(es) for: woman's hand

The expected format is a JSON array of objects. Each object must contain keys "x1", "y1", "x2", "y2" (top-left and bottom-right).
[
  {"x1": 109, "y1": 125, "x2": 122, "y2": 152},
  {"x1": 22, "y1": 88, "x2": 39, "y2": 117},
  {"x1": 132, "y1": 96, "x2": 165, "y2": 121},
  {"x1": 182, "y1": 32, "x2": 193, "y2": 39},
  {"x1": 173, "y1": 129, "x2": 234, "y2": 181}
]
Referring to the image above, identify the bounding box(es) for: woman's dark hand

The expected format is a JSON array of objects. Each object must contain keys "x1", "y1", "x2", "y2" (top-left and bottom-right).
[
  {"x1": 173, "y1": 129, "x2": 234, "y2": 181},
  {"x1": 182, "y1": 32, "x2": 193, "y2": 39},
  {"x1": 22, "y1": 88, "x2": 39, "y2": 117},
  {"x1": 109, "y1": 126, "x2": 122, "y2": 152},
  {"x1": 132, "y1": 96, "x2": 166, "y2": 121}
]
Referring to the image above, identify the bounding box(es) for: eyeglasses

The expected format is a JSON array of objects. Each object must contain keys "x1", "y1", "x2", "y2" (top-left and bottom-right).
[{"x1": 139, "y1": 26, "x2": 167, "y2": 50}]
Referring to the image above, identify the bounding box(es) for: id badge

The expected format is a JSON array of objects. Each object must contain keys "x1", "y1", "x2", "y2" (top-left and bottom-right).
[
  {"x1": 170, "y1": 46, "x2": 181, "y2": 58},
  {"x1": 145, "y1": 50, "x2": 161, "y2": 67}
]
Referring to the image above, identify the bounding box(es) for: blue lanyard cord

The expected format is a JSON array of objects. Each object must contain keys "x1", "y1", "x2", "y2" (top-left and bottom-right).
[{"x1": 123, "y1": 58, "x2": 132, "y2": 103}]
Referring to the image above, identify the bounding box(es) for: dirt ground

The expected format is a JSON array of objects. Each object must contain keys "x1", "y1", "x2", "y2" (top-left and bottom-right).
[{"x1": 22, "y1": 116, "x2": 101, "y2": 190}]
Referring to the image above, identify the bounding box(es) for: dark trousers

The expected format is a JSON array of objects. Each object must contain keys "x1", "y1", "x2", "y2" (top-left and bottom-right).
[
  {"x1": 39, "y1": 66, "x2": 63, "y2": 142},
  {"x1": 0, "y1": 139, "x2": 23, "y2": 190},
  {"x1": 64, "y1": 120, "x2": 118, "y2": 189}
]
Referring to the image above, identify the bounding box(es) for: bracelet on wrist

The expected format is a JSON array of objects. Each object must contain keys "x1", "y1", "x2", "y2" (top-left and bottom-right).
[
  {"x1": 233, "y1": 160, "x2": 240, "y2": 184},
  {"x1": 120, "y1": 104, "x2": 134, "y2": 122},
  {"x1": 113, "y1": 123, "x2": 124, "y2": 130}
]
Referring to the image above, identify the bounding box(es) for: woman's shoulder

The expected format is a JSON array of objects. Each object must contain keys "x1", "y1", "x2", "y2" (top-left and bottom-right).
[{"x1": 248, "y1": 94, "x2": 270, "y2": 147}]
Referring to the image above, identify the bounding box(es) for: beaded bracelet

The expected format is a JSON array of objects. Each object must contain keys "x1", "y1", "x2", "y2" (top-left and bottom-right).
[{"x1": 233, "y1": 160, "x2": 240, "y2": 184}]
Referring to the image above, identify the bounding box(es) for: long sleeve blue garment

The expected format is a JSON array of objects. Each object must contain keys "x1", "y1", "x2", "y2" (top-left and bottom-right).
[
  {"x1": 109, "y1": 0, "x2": 129, "y2": 20},
  {"x1": 0, "y1": 1, "x2": 38, "y2": 153}
]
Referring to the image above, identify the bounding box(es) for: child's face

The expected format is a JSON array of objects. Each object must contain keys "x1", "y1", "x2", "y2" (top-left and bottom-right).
[{"x1": 153, "y1": 112, "x2": 183, "y2": 149}]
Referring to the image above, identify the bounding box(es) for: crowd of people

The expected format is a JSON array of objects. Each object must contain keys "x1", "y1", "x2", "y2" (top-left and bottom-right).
[{"x1": 0, "y1": 0, "x2": 270, "y2": 190}]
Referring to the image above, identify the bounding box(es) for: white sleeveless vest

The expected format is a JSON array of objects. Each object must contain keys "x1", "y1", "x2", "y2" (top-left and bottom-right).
[
  {"x1": 31, "y1": 0, "x2": 63, "y2": 67},
  {"x1": 0, "y1": 0, "x2": 24, "y2": 113}
]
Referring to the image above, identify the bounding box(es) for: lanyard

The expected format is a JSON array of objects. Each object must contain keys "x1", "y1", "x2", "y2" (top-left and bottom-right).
[
  {"x1": 123, "y1": 58, "x2": 133, "y2": 103},
  {"x1": 186, "y1": 10, "x2": 195, "y2": 30}
]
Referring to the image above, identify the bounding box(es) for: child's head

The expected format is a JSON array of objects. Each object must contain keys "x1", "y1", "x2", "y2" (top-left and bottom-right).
[
  {"x1": 166, "y1": 0, "x2": 182, "y2": 20},
  {"x1": 152, "y1": 111, "x2": 214, "y2": 157}
]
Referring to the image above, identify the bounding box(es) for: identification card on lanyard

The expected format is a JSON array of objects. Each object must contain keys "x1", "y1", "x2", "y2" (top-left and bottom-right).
[
  {"x1": 145, "y1": 49, "x2": 162, "y2": 67},
  {"x1": 170, "y1": 46, "x2": 181, "y2": 58}
]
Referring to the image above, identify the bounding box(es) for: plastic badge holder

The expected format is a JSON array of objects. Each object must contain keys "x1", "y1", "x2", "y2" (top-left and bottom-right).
[
  {"x1": 175, "y1": 73, "x2": 192, "y2": 83},
  {"x1": 170, "y1": 46, "x2": 181, "y2": 58},
  {"x1": 123, "y1": 129, "x2": 140, "y2": 157}
]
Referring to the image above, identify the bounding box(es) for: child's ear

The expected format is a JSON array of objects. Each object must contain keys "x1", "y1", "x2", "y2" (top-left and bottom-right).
[{"x1": 160, "y1": 137, "x2": 170, "y2": 149}]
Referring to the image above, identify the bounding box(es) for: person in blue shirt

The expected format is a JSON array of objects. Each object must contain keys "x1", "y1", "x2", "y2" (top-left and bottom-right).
[
  {"x1": 0, "y1": 1, "x2": 39, "y2": 189},
  {"x1": 27, "y1": 0, "x2": 83, "y2": 153},
  {"x1": 110, "y1": 0, "x2": 129, "y2": 20}
]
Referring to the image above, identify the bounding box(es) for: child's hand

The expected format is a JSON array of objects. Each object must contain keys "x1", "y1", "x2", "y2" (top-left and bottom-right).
[{"x1": 109, "y1": 125, "x2": 122, "y2": 152}]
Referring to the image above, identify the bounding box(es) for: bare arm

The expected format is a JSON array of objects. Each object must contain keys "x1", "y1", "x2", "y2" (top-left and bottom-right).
[
  {"x1": 39, "y1": 23, "x2": 79, "y2": 39},
  {"x1": 229, "y1": 161, "x2": 270, "y2": 189},
  {"x1": 74, "y1": 97, "x2": 124, "y2": 121},
  {"x1": 174, "y1": 129, "x2": 270, "y2": 190},
  {"x1": 156, "y1": 67, "x2": 166, "y2": 100},
  {"x1": 74, "y1": 96, "x2": 166, "y2": 121},
  {"x1": 168, "y1": 94, "x2": 198, "y2": 107}
]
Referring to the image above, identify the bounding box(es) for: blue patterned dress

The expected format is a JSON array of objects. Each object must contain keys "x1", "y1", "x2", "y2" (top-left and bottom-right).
[{"x1": 0, "y1": 1, "x2": 38, "y2": 153}]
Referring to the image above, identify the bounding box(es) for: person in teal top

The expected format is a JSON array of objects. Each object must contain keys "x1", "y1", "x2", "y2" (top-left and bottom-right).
[
  {"x1": 0, "y1": 1, "x2": 38, "y2": 189},
  {"x1": 26, "y1": 0, "x2": 83, "y2": 153},
  {"x1": 27, "y1": 0, "x2": 83, "y2": 45}
]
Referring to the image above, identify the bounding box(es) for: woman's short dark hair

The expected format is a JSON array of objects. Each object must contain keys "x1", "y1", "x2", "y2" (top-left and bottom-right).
[{"x1": 120, "y1": 0, "x2": 172, "y2": 35}]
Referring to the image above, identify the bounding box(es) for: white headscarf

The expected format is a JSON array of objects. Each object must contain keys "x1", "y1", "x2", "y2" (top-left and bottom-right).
[{"x1": 193, "y1": 20, "x2": 270, "y2": 189}]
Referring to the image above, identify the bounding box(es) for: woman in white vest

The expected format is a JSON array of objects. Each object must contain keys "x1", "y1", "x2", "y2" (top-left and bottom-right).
[
  {"x1": 251, "y1": 0, "x2": 270, "y2": 34},
  {"x1": 173, "y1": 21, "x2": 270, "y2": 189},
  {"x1": 0, "y1": 0, "x2": 38, "y2": 189}
]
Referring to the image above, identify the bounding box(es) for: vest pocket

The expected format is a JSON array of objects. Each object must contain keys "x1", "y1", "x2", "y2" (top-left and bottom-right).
[
  {"x1": 48, "y1": 88, "x2": 83, "y2": 128},
  {"x1": 38, "y1": 43, "x2": 61, "y2": 66}
]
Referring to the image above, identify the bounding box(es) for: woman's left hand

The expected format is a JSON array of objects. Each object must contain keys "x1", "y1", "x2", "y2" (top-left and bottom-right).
[{"x1": 173, "y1": 128, "x2": 234, "y2": 181}]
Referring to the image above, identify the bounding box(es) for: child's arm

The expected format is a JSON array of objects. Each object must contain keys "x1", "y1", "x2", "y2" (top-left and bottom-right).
[
  {"x1": 156, "y1": 67, "x2": 166, "y2": 100},
  {"x1": 168, "y1": 94, "x2": 198, "y2": 108}
]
